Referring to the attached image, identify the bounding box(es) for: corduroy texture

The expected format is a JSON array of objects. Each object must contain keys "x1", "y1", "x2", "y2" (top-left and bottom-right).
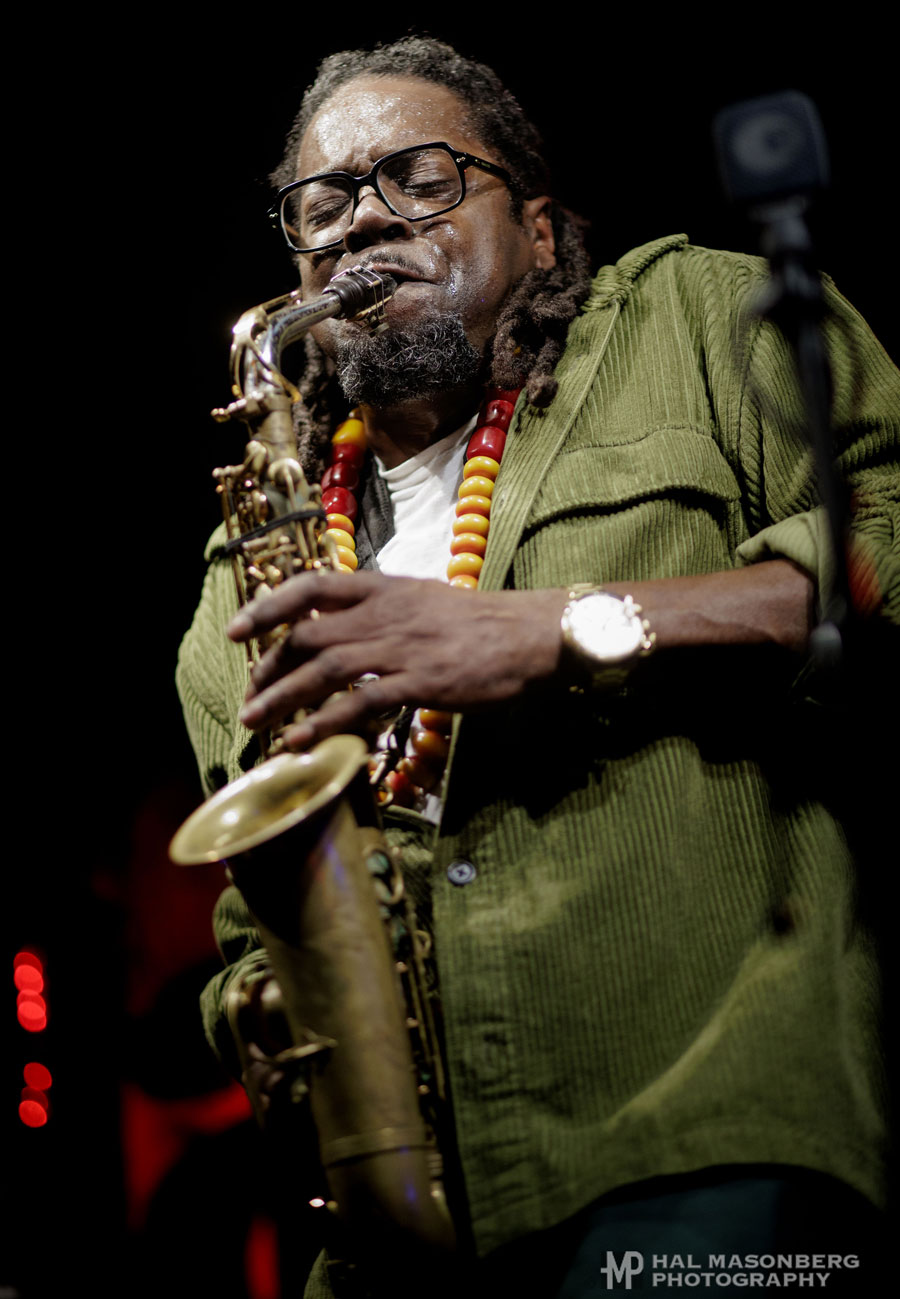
[{"x1": 177, "y1": 238, "x2": 898, "y2": 1282}]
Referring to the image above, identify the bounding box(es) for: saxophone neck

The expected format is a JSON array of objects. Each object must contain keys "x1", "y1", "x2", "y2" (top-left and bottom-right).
[{"x1": 212, "y1": 268, "x2": 396, "y2": 455}]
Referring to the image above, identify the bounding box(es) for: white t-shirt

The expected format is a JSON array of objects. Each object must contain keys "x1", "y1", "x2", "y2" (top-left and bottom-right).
[
  {"x1": 373, "y1": 419, "x2": 475, "y2": 580},
  {"x1": 372, "y1": 418, "x2": 476, "y2": 821}
]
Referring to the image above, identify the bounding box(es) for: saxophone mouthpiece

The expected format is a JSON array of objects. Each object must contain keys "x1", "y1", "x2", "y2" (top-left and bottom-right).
[{"x1": 327, "y1": 267, "x2": 396, "y2": 332}]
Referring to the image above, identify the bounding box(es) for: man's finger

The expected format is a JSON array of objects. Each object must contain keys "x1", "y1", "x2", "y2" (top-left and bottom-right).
[
  {"x1": 247, "y1": 602, "x2": 385, "y2": 693},
  {"x1": 279, "y1": 674, "x2": 411, "y2": 750},
  {"x1": 239, "y1": 639, "x2": 401, "y2": 730},
  {"x1": 227, "y1": 570, "x2": 378, "y2": 641}
]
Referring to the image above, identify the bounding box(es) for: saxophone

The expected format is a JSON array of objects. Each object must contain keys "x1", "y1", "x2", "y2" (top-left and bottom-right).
[{"x1": 170, "y1": 267, "x2": 457, "y2": 1290}]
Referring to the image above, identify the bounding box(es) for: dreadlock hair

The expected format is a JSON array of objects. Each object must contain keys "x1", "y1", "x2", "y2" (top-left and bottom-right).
[{"x1": 273, "y1": 37, "x2": 592, "y2": 475}]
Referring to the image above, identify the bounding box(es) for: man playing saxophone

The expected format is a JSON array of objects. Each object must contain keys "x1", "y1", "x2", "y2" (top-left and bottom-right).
[{"x1": 177, "y1": 36, "x2": 898, "y2": 1298}]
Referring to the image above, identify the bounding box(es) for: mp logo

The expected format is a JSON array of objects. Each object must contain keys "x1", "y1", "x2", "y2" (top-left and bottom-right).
[{"x1": 598, "y1": 1250, "x2": 644, "y2": 1289}]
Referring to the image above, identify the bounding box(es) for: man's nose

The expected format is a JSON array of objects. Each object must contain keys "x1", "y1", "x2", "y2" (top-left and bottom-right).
[{"x1": 344, "y1": 185, "x2": 415, "y2": 253}]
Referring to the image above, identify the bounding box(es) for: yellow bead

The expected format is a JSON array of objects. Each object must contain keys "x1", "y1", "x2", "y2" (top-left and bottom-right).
[
  {"x1": 335, "y1": 545, "x2": 358, "y2": 570},
  {"x1": 337, "y1": 562, "x2": 356, "y2": 573},
  {"x1": 447, "y1": 553, "x2": 483, "y2": 580},
  {"x1": 463, "y1": 455, "x2": 500, "y2": 480},
  {"x1": 410, "y1": 727, "x2": 451, "y2": 762},
  {"x1": 453, "y1": 512, "x2": 490, "y2": 537},
  {"x1": 326, "y1": 512, "x2": 355, "y2": 536},
  {"x1": 418, "y1": 709, "x2": 454, "y2": 733},
  {"x1": 333, "y1": 417, "x2": 367, "y2": 448},
  {"x1": 450, "y1": 532, "x2": 487, "y2": 557},
  {"x1": 455, "y1": 495, "x2": 492, "y2": 519},
  {"x1": 325, "y1": 527, "x2": 356, "y2": 551},
  {"x1": 458, "y1": 476, "x2": 494, "y2": 499},
  {"x1": 449, "y1": 574, "x2": 479, "y2": 590}
]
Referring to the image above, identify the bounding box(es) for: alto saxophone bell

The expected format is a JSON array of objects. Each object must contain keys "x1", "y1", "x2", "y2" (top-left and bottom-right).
[{"x1": 170, "y1": 735, "x2": 368, "y2": 865}]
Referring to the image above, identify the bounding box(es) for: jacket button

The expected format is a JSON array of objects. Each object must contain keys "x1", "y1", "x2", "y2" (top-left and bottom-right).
[{"x1": 447, "y1": 859, "x2": 477, "y2": 886}]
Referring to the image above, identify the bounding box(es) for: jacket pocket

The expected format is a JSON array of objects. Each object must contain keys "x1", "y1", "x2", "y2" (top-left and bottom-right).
[{"x1": 514, "y1": 425, "x2": 745, "y2": 586}]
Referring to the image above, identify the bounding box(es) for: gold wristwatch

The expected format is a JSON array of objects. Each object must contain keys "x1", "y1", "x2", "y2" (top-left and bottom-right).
[{"x1": 560, "y1": 586, "x2": 656, "y2": 685}]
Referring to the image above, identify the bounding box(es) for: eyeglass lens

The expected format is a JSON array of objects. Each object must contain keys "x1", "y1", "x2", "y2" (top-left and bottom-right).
[{"x1": 282, "y1": 147, "x2": 464, "y2": 251}]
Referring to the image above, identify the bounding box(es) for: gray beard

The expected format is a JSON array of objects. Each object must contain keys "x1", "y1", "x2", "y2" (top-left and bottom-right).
[{"x1": 334, "y1": 314, "x2": 484, "y2": 407}]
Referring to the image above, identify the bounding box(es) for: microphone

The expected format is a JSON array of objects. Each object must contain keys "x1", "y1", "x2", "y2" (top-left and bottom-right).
[
  {"x1": 713, "y1": 89, "x2": 829, "y2": 212},
  {"x1": 714, "y1": 91, "x2": 829, "y2": 316}
]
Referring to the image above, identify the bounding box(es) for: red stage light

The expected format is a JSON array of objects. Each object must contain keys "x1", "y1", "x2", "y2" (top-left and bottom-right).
[
  {"x1": 14, "y1": 956, "x2": 48, "y2": 1031},
  {"x1": 14, "y1": 951, "x2": 43, "y2": 972},
  {"x1": 24, "y1": 1062, "x2": 53, "y2": 1090},
  {"x1": 17, "y1": 1000, "x2": 47, "y2": 1032},
  {"x1": 17, "y1": 991, "x2": 47, "y2": 1014},
  {"x1": 14, "y1": 964, "x2": 44, "y2": 992},
  {"x1": 19, "y1": 1098, "x2": 48, "y2": 1128},
  {"x1": 21, "y1": 1086, "x2": 50, "y2": 1113}
]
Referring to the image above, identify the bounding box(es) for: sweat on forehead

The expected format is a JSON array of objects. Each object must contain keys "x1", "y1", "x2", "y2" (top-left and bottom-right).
[
  {"x1": 298, "y1": 76, "x2": 482, "y2": 176},
  {"x1": 270, "y1": 37, "x2": 548, "y2": 199}
]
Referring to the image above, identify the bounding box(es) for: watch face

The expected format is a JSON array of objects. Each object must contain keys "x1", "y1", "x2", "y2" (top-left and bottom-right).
[{"x1": 567, "y1": 593, "x2": 643, "y2": 662}]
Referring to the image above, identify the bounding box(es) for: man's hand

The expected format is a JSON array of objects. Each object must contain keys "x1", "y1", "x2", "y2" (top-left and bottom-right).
[
  {"x1": 227, "y1": 561, "x2": 813, "y2": 750},
  {"x1": 228, "y1": 571, "x2": 568, "y2": 749}
]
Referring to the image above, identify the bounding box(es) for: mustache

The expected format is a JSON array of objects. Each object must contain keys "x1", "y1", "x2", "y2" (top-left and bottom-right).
[
  {"x1": 334, "y1": 252, "x2": 427, "y2": 281},
  {"x1": 355, "y1": 251, "x2": 419, "y2": 273}
]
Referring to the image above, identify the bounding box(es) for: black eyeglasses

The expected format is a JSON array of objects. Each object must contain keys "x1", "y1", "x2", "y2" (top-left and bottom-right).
[{"x1": 269, "y1": 141, "x2": 513, "y2": 254}]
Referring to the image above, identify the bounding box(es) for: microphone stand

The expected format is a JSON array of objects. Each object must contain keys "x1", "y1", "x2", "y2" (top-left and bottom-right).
[
  {"x1": 750, "y1": 194, "x2": 851, "y2": 672},
  {"x1": 714, "y1": 91, "x2": 852, "y2": 673}
]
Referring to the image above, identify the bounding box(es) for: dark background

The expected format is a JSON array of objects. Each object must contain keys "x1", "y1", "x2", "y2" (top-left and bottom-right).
[{"x1": 8, "y1": 16, "x2": 897, "y2": 1298}]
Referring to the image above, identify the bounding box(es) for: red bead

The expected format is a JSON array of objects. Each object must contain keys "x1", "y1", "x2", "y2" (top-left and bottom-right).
[
  {"x1": 467, "y1": 425, "x2": 507, "y2": 462},
  {"x1": 398, "y1": 754, "x2": 440, "y2": 792},
  {"x1": 384, "y1": 768, "x2": 415, "y2": 806},
  {"x1": 321, "y1": 486, "x2": 357, "y2": 520},
  {"x1": 331, "y1": 441, "x2": 365, "y2": 469},
  {"x1": 322, "y1": 462, "x2": 360, "y2": 491},
  {"x1": 484, "y1": 387, "x2": 520, "y2": 407},
  {"x1": 480, "y1": 399, "x2": 516, "y2": 430}
]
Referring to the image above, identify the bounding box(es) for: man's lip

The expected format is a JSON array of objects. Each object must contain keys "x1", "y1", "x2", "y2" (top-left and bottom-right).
[{"x1": 353, "y1": 260, "x2": 430, "y2": 285}]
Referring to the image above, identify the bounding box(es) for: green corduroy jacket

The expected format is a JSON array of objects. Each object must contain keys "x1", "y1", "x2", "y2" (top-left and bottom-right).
[{"x1": 177, "y1": 236, "x2": 899, "y2": 1266}]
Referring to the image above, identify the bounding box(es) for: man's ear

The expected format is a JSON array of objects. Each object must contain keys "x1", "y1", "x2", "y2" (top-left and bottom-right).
[{"x1": 522, "y1": 196, "x2": 556, "y2": 271}]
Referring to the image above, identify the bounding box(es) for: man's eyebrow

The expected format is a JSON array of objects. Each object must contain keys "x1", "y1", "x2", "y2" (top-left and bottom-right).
[{"x1": 303, "y1": 147, "x2": 383, "y2": 181}]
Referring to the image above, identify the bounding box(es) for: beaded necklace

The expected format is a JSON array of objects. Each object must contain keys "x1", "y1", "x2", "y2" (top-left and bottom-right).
[{"x1": 318, "y1": 387, "x2": 520, "y2": 807}]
